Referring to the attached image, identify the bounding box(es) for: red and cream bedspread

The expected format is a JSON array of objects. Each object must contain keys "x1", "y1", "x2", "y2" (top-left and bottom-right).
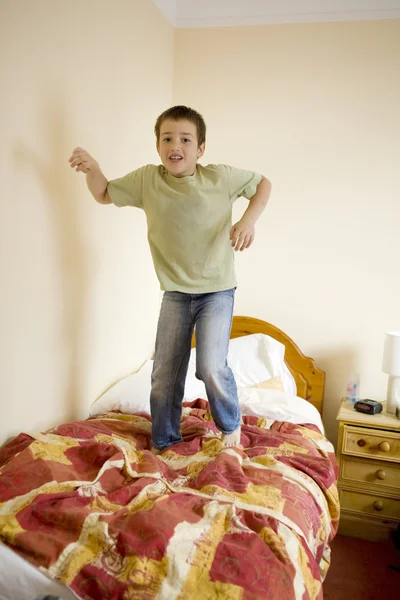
[{"x1": 0, "y1": 399, "x2": 339, "y2": 600}]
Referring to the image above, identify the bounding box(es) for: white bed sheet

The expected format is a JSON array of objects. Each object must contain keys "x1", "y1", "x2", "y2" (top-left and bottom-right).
[
  {"x1": 238, "y1": 387, "x2": 325, "y2": 434},
  {"x1": 0, "y1": 542, "x2": 77, "y2": 600}
]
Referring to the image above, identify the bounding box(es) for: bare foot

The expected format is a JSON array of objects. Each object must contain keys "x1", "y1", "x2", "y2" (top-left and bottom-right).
[{"x1": 222, "y1": 426, "x2": 241, "y2": 447}]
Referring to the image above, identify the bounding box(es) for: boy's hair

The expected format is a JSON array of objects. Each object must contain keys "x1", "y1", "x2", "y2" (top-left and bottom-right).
[{"x1": 154, "y1": 105, "x2": 206, "y2": 147}]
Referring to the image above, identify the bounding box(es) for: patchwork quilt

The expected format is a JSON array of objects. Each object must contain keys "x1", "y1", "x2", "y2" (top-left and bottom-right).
[{"x1": 0, "y1": 399, "x2": 339, "y2": 599}]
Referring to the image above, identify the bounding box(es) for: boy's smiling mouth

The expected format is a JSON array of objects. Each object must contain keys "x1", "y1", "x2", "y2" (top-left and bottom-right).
[{"x1": 169, "y1": 154, "x2": 183, "y2": 161}]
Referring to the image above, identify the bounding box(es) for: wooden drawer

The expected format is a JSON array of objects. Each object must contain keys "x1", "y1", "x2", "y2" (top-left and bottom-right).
[
  {"x1": 340, "y1": 488, "x2": 400, "y2": 521},
  {"x1": 338, "y1": 512, "x2": 398, "y2": 542},
  {"x1": 342, "y1": 425, "x2": 400, "y2": 463},
  {"x1": 340, "y1": 456, "x2": 400, "y2": 493}
]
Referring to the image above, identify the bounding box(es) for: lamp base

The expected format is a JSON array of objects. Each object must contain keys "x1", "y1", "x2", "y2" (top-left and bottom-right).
[{"x1": 386, "y1": 375, "x2": 400, "y2": 414}]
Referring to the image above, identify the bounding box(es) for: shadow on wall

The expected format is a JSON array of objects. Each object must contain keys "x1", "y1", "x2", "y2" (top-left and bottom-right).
[
  {"x1": 13, "y1": 94, "x2": 89, "y2": 423},
  {"x1": 318, "y1": 347, "x2": 358, "y2": 445}
]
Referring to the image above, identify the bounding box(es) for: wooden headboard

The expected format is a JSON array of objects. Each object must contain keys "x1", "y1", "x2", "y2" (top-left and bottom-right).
[
  {"x1": 231, "y1": 316, "x2": 325, "y2": 414},
  {"x1": 192, "y1": 315, "x2": 325, "y2": 414}
]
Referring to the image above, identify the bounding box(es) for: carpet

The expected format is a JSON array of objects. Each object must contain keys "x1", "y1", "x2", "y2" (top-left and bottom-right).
[{"x1": 323, "y1": 534, "x2": 400, "y2": 600}]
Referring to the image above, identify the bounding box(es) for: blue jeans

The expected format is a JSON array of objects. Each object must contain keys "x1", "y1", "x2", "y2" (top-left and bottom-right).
[{"x1": 150, "y1": 288, "x2": 240, "y2": 450}]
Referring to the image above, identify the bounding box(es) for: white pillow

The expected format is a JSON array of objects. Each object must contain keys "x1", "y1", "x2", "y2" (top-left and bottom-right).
[
  {"x1": 90, "y1": 333, "x2": 297, "y2": 416},
  {"x1": 90, "y1": 360, "x2": 152, "y2": 417},
  {"x1": 184, "y1": 333, "x2": 297, "y2": 400}
]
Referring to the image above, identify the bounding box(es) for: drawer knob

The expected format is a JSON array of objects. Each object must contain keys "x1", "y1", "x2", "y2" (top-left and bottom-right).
[
  {"x1": 357, "y1": 439, "x2": 366, "y2": 447},
  {"x1": 376, "y1": 469, "x2": 386, "y2": 480},
  {"x1": 379, "y1": 441, "x2": 391, "y2": 452},
  {"x1": 373, "y1": 500, "x2": 384, "y2": 511}
]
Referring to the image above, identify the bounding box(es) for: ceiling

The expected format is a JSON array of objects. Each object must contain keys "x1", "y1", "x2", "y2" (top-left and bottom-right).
[{"x1": 152, "y1": 0, "x2": 400, "y2": 28}]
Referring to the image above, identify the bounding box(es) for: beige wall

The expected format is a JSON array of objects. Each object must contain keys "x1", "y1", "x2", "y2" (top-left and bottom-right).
[
  {"x1": 0, "y1": 0, "x2": 173, "y2": 443},
  {"x1": 1, "y1": 5, "x2": 399, "y2": 447},
  {"x1": 174, "y1": 20, "x2": 400, "y2": 443}
]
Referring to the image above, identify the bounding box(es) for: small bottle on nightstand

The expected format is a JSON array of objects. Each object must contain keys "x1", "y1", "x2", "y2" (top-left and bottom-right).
[{"x1": 345, "y1": 372, "x2": 360, "y2": 404}]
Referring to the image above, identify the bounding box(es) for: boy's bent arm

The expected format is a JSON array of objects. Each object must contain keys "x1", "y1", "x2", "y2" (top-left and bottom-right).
[
  {"x1": 241, "y1": 176, "x2": 271, "y2": 225},
  {"x1": 86, "y1": 169, "x2": 112, "y2": 204},
  {"x1": 230, "y1": 176, "x2": 271, "y2": 251},
  {"x1": 69, "y1": 147, "x2": 112, "y2": 204}
]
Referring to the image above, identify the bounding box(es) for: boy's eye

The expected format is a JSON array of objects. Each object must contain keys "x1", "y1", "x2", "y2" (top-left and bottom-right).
[
  {"x1": 163, "y1": 137, "x2": 171, "y2": 142},
  {"x1": 183, "y1": 138, "x2": 191, "y2": 143}
]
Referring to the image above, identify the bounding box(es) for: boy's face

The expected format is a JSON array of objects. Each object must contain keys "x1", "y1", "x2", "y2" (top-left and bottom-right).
[{"x1": 157, "y1": 119, "x2": 205, "y2": 177}]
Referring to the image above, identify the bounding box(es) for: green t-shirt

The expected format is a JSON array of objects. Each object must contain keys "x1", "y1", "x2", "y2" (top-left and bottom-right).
[{"x1": 107, "y1": 163, "x2": 262, "y2": 293}]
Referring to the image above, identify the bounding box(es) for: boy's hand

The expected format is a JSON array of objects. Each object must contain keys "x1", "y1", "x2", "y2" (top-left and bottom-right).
[
  {"x1": 68, "y1": 147, "x2": 99, "y2": 174},
  {"x1": 230, "y1": 219, "x2": 255, "y2": 251}
]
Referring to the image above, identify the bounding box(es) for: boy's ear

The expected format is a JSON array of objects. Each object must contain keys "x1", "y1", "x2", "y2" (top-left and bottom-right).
[
  {"x1": 156, "y1": 141, "x2": 160, "y2": 155},
  {"x1": 197, "y1": 143, "x2": 205, "y2": 158}
]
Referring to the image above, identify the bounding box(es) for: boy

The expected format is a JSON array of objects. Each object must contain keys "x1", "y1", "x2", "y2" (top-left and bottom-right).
[{"x1": 69, "y1": 105, "x2": 271, "y2": 452}]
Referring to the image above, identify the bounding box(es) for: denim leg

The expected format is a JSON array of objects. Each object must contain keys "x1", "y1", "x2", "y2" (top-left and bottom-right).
[
  {"x1": 150, "y1": 292, "x2": 194, "y2": 450},
  {"x1": 194, "y1": 289, "x2": 240, "y2": 434}
]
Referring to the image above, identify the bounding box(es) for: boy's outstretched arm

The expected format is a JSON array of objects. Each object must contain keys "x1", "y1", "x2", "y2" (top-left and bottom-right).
[
  {"x1": 69, "y1": 147, "x2": 112, "y2": 204},
  {"x1": 230, "y1": 176, "x2": 271, "y2": 251}
]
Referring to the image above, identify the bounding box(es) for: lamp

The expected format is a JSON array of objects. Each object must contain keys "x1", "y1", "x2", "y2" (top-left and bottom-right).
[{"x1": 382, "y1": 331, "x2": 400, "y2": 414}]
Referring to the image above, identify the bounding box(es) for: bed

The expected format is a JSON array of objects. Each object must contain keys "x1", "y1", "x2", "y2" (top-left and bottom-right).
[{"x1": 0, "y1": 316, "x2": 339, "y2": 600}]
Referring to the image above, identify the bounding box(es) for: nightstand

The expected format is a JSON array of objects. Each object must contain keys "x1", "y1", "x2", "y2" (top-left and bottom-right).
[{"x1": 336, "y1": 399, "x2": 400, "y2": 542}]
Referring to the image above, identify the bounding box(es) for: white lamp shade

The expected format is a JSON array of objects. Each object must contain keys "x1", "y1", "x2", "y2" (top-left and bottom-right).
[{"x1": 382, "y1": 331, "x2": 400, "y2": 376}]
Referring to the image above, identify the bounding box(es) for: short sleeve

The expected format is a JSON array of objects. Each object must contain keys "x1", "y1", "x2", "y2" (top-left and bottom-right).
[
  {"x1": 228, "y1": 166, "x2": 262, "y2": 203},
  {"x1": 107, "y1": 166, "x2": 145, "y2": 208}
]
